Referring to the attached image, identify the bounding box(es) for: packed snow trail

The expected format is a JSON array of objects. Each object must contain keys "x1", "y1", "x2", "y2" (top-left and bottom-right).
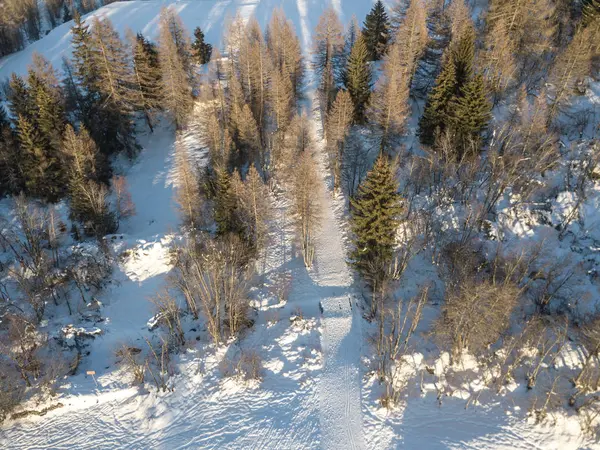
[{"x1": 301, "y1": 89, "x2": 366, "y2": 450}]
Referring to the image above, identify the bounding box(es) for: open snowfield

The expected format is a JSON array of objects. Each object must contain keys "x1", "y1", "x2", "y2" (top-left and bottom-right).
[{"x1": 1, "y1": 0, "x2": 600, "y2": 449}]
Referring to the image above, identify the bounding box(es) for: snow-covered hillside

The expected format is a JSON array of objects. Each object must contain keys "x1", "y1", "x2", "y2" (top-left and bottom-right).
[{"x1": 0, "y1": 0, "x2": 599, "y2": 449}]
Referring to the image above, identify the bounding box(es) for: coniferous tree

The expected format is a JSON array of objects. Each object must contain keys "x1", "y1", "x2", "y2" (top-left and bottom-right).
[
  {"x1": 369, "y1": 39, "x2": 411, "y2": 149},
  {"x1": 362, "y1": 0, "x2": 390, "y2": 61},
  {"x1": 237, "y1": 164, "x2": 271, "y2": 252},
  {"x1": 266, "y1": 9, "x2": 304, "y2": 101},
  {"x1": 158, "y1": 8, "x2": 193, "y2": 129},
  {"x1": 16, "y1": 114, "x2": 63, "y2": 201},
  {"x1": 214, "y1": 168, "x2": 239, "y2": 235},
  {"x1": 192, "y1": 27, "x2": 212, "y2": 65},
  {"x1": 451, "y1": 26, "x2": 475, "y2": 91},
  {"x1": 8, "y1": 74, "x2": 34, "y2": 125},
  {"x1": 582, "y1": 0, "x2": 600, "y2": 24},
  {"x1": 350, "y1": 154, "x2": 402, "y2": 312},
  {"x1": 418, "y1": 55, "x2": 457, "y2": 146},
  {"x1": 449, "y1": 74, "x2": 492, "y2": 156},
  {"x1": 28, "y1": 69, "x2": 66, "y2": 152},
  {"x1": 161, "y1": 7, "x2": 195, "y2": 83},
  {"x1": 326, "y1": 89, "x2": 353, "y2": 190},
  {"x1": 338, "y1": 16, "x2": 360, "y2": 87},
  {"x1": 132, "y1": 32, "x2": 162, "y2": 132},
  {"x1": 70, "y1": 10, "x2": 98, "y2": 102},
  {"x1": 62, "y1": 4, "x2": 72, "y2": 22},
  {"x1": 62, "y1": 125, "x2": 116, "y2": 237},
  {"x1": 345, "y1": 35, "x2": 372, "y2": 123},
  {"x1": 313, "y1": 8, "x2": 345, "y2": 113}
]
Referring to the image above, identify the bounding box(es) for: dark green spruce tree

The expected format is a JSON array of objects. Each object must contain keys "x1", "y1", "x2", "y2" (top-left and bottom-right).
[
  {"x1": 449, "y1": 74, "x2": 491, "y2": 156},
  {"x1": 8, "y1": 74, "x2": 34, "y2": 125},
  {"x1": 345, "y1": 35, "x2": 372, "y2": 124},
  {"x1": 418, "y1": 55, "x2": 458, "y2": 146},
  {"x1": 16, "y1": 115, "x2": 63, "y2": 201},
  {"x1": 191, "y1": 27, "x2": 213, "y2": 65},
  {"x1": 350, "y1": 154, "x2": 403, "y2": 307},
  {"x1": 451, "y1": 26, "x2": 475, "y2": 93},
  {"x1": 362, "y1": 0, "x2": 390, "y2": 61}
]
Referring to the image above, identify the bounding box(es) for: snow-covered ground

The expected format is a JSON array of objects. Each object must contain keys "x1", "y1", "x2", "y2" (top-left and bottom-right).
[{"x1": 1, "y1": 0, "x2": 600, "y2": 449}]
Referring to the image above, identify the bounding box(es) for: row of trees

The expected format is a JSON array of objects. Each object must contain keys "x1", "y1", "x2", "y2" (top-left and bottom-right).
[{"x1": 0, "y1": 0, "x2": 110, "y2": 58}]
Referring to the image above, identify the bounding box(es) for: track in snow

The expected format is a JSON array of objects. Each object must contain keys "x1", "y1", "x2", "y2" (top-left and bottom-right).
[{"x1": 301, "y1": 87, "x2": 366, "y2": 449}]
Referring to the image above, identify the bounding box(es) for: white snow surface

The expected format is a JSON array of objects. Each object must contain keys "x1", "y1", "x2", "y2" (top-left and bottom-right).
[{"x1": 1, "y1": 1, "x2": 599, "y2": 449}]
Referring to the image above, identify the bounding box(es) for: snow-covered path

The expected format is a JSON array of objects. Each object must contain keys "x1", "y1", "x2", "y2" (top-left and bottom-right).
[{"x1": 303, "y1": 89, "x2": 366, "y2": 448}]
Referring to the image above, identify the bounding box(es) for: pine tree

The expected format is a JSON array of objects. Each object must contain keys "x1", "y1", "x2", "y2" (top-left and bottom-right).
[
  {"x1": 17, "y1": 114, "x2": 62, "y2": 201},
  {"x1": 70, "y1": 10, "x2": 98, "y2": 99},
  {"x1": 362, "y1": 0, "x2": 390, "y2": 61},
  {"x1": 451, "y1": 26, "x2": 475, "y2": 91},
  {"x1": 8, "y1": 74, "x2": 34, "y2": 125},
  {"x1": 28, "y1": 69, "x2": 66, "y2": 151},
  {"x1": 345, "y1": 35, "x2": 372, "y2": 123},
  {"x1": 350, "y1": 154, "x2": 402, "y2": 305},
  {"x1": 449, "y1": 74, "x2": 492, "y2": 155},
  {"x1": 63, "y1": 4, "x2": 72, "y2": 22},
  {"x1": 192, "y1": 27, "x2": 212, "y2": 65},
  {"x1": 132, "y1": 32, "x2": 162, "y2": 132},
  {"x1": 418, "y1": 55, "x2": 458, "y2": 146},
  {"x1": 338, "y1": 16, "x2": 360, "y2": 86}
]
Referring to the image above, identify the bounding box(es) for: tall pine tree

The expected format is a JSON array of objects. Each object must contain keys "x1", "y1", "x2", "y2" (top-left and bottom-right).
[
  {"x1": 345, "y1": 35, "x2": 372, "y2": 124},
  {"x1": 362, "y1": 0, "x2": 390, "y2": 61},
  {"x1": 192, "y1": 27, "x2": 212, "y2": 65},
  {"x1": 418, "y1": 55, "x2": 458, "y2": 146},
  {"x1": 449, "y1": 74, "x2": 491, "y2": 156},
  {"x1": 350, "y1": 154, "x2": 402, "y2": 309}
]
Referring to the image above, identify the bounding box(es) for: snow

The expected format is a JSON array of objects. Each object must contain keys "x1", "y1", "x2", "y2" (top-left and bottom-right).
[{"x1": 1, "y1": 0, "x2": 600, "y2": 449}]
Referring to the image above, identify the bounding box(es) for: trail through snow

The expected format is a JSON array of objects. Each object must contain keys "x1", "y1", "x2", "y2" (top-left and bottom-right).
[{"x1": 301, "y1": 78, "x2": 366, "y2": 450}]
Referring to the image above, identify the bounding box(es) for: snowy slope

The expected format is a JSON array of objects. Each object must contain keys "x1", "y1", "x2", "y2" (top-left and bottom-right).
[{"x1": 1, "y1": 1, "x2": 598, "y2": 449}]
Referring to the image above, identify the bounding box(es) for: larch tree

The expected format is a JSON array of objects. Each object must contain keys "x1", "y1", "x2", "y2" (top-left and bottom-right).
[
  {"x1": 61, "y1": 125, "x2": 116, "y2": 237},
  {"x1": 266, "y1": 9, "x2": 304, "y2": 101},
  {"x1": 292, "y1": 151, "x2": 321, "y2": 268},
  {"x1": 325, "y1": 89, "x2": 353, "y2": 191},
  {"x1": 174, "y1": 141, "x2": 202, "y2": 229},
  {"x1": 547, "y1": 24, "x2": 597, "y2": 121},
  {"x1": 131, "y1": 32, "x2": 163, "y2": 132},
  {"x1": 479, "y1": 16, "x2": 517, "y2": 101},
  {"x1": 392, "y1": 0, "x2": 429, "y2": 86},
  {"x1": 350, "y1": 154, "x2": 402, "y2": 315},
  {"x1": 362, "y1": 0, "x2": 391, "y2": 61},
  {"x1": 158, "y1": 8, "x2": 193, "y2": 129},
  {"x1": 345, "y1": 35, "x2": 372, "y2": 124},
  {"x1": 313, "y1": 7, "x2": 345, "y2": 113},
  {"x1": 582, "y1": 0, "x2": 600, "y2": 24},
  {"x1": 369, "y1": 39, "x2": 411, "y2": 150},
  {"x1": 238, "y1": 164, "x2": 271, "y2": 252},
  {"x1": 89, "y1": 17, "x2": 138, "y2": 158}
]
